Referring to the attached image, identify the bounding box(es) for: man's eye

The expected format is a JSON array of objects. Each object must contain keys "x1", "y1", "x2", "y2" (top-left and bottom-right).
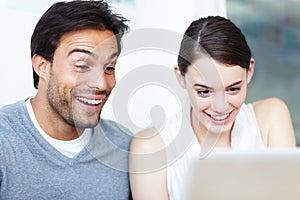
[
  {"x1": 197, "y1": 90, "x2": 211, "y2": 97},
  {"x1": 76, "y1": 65, "x2": 89, "y2": 71},
  {"x1": 104, "y1": 66, "x2": 115, "y2": 75}
]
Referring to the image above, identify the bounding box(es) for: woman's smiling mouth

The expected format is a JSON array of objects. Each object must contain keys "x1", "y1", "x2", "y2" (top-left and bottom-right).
[{"x1": 205, "y1": 111, "x2": 232, "y2": 123}]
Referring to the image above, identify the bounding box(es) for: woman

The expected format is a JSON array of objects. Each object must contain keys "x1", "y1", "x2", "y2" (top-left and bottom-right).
[{"x1": 129, "y1": 16, "x2": 296, "y2": 200}]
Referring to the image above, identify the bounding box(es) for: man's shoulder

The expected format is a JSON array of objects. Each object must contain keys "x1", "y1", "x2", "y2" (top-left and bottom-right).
[
  {"x1": 100, "y1": 118, "x2": 132, "y2": 135},
  {"x1": 0, "y1": 99, "x2": 28, "y2": 132},
  {"x1": 0, "y1": 100, "x2": 26, "y2": 116},
  {"x1": 0, "y1": 100, "x2": 28, "y2": 142},
  {"x1": 98, "y1": 118, "x2": 133, "y2": 148}
]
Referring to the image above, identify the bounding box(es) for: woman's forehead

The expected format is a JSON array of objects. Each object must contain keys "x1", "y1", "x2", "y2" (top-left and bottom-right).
[{"x1": 186, "y1": 58, "x2": 247, "y2": 87}]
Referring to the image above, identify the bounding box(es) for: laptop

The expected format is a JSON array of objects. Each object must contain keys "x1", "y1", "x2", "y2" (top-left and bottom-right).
[{"x1": 182, "y1": 148, "x2": 300, "y2": 200}]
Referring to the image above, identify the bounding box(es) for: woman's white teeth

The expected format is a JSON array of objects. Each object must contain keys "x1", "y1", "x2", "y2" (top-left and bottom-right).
[
  {"x1": 211, "y1": 114, "x2": 228, "y2": 121},
  {"x1": 78, "y1": 97, "x2": 102, "y2": 105}
]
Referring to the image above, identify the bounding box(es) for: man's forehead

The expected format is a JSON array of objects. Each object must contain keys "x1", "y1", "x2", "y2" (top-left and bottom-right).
[{"x1": 58, "y1": 29, "x2": 117, "y2": 51}]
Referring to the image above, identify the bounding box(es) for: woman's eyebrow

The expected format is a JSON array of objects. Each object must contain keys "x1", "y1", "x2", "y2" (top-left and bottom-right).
[
  {"x1": 193, "y1": 83, "x2": 212, "y2": 90},
  {"x1": 226, "y1": 80, "x2": 243, "y2": 88},
  {"x1": 193, "y1": 81, "x2": 243, "y2": 89}
]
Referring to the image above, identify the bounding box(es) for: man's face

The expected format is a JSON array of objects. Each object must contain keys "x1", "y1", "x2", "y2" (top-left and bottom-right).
[{"x1": 47, "y1": 29, "x2": 118, "y2": 128}]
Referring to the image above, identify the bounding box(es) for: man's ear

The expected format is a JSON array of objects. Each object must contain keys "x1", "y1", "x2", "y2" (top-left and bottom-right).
[
  {"x1": 174, "y1": 65, "x2": 186, "y2": 89},
  {"x1": 32, "y1": 54, "x2": 51, "y2": 81},
  {"x1": 246, "y1": 58, "x2": 255, "y2": 84}
]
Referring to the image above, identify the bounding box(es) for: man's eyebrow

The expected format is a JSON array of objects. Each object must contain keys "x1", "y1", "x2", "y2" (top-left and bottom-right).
[
  {"x1": 68, "y1": 48, "x2": 118, "y2": 61},
  {"x1": 109, "y1": 52, "x2": 119, "y2": 60},
  {"x1": 68, "y1": 48, "x2": 95, "y2": 57}
]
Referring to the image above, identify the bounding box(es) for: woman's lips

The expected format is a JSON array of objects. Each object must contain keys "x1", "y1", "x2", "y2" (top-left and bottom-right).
[{"x1": 205, "y1": 111, "x2": 232, "y2": 124}]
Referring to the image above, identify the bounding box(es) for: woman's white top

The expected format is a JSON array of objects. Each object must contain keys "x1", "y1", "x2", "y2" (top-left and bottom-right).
[{"x1": 160, "y1": 103, "x2": 265, "y2": 200}]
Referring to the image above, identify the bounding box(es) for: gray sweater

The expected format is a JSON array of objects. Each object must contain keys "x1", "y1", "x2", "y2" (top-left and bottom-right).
[{"x1": 0, "y1": 100, "x2": 132, "y2": 200}]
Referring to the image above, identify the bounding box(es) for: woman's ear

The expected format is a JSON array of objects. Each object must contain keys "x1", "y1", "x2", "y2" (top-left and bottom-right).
[
  {"x1": 246, "y1": 58, "x2": 255, "y2": 84},
  {"x1": 32, "y1": 54, "x2": 51, "y2": 82},
  {"x1": 174, "y1": 65, "x2": 186, "y2": 88}
]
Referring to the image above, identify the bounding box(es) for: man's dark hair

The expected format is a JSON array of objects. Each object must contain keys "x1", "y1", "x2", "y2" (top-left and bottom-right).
[{"x1": 31, "y1": 0, "x2": 129, "y2": 89}]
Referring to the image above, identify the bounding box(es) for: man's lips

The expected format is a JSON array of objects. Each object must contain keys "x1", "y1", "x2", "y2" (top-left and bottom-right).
[{"x1": 76, "y1": 96, "x2": 104, "y2": 106}]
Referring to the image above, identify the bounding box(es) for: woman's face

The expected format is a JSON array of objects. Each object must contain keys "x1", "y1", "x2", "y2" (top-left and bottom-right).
[{"x1": 175, "y1": 57, "x2": 254, "y2": 134}]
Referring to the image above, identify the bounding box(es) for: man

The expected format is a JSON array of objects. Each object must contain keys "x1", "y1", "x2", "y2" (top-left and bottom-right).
[{"x1": 0, "y1": 1, "x2": 132, "y2": 199}]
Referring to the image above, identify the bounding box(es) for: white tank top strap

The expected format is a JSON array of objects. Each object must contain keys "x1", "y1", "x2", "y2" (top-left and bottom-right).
[
  {"x1": 160, "y1": 102, "x2": 198, "y2": 165},
  {"x1": 231, "y1": 103, "x2": 265, "y2": 149}
]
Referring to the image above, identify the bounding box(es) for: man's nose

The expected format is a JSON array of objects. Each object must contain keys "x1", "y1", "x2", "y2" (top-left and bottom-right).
[{"x1": 87, "y1": 68, "x2": 108, "y2": 90}]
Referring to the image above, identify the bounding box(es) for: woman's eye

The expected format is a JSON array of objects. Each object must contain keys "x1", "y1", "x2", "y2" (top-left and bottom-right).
[
  {"x1": 197, "y1": 90, "x2": 211, "y2": 97},
  {"x1": 228, "y1": 87, "x2": 240, "y2": 94},
  {"x1": 104, "y1": 66, "x2": 115, "y2": 75}
]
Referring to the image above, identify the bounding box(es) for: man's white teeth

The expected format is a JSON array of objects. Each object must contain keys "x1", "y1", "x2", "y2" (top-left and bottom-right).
[
  {"x1": 78, "y1": 97, "x2": 102, "y2": 105},
  {"x1": 211, "y1": 114, "x2": 228, "y2": 121}
]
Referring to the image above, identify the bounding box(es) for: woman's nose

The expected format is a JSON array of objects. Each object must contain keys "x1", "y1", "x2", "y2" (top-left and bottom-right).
[{"x1": 211, "y1": 93, "x2": 228, "y2": 113}]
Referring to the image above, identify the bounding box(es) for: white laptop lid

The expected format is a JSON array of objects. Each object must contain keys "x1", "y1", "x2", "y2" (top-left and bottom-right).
[{"x1": 183, "y1": 148, "x2": 300, "y2": 200}]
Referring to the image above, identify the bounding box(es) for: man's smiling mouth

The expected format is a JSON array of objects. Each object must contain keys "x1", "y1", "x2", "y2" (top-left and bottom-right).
[{"x1": 76, "y1": 97, "x2": 103, "y2": 106}]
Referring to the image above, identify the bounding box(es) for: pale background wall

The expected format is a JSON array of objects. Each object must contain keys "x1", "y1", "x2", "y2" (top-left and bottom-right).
[
  {"x1": 0, "y1": 0, "x2": 226, "y2": 133},
  {"x1": 227, "y1": 0, "x2": 300, "y2": 144},
  {"x1": 1, "y1": 1, "x2": 299, "y2": 144}
]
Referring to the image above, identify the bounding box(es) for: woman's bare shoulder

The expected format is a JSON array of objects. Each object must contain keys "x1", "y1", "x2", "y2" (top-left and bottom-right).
[
  {"x1": 252, "y1": 97, "x2": 296, "y2": 147},
  {"x1": 252, "y1": 97, "x2": 288, "y2": 114},
  {"x1": 252, "y1": 97, "x2": 291, "y2": 130},
  {"x1": 129, "y1": 128, "x2": 169, "y2": 199},
  {"x1": 130, "y1": 127, "x2": 165, "y2": 154}
]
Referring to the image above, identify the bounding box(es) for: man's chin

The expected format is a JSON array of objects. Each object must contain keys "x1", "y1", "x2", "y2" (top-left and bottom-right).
[
  {"x1": 70, "y1": 109, "x2": 102, "y2": 127},
  {"x1": 73, "y1": 120, "x2": 100, "y2": 128},
  {"x1": 70, "y1": 114, "x2": 100, "y2": 128}
]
